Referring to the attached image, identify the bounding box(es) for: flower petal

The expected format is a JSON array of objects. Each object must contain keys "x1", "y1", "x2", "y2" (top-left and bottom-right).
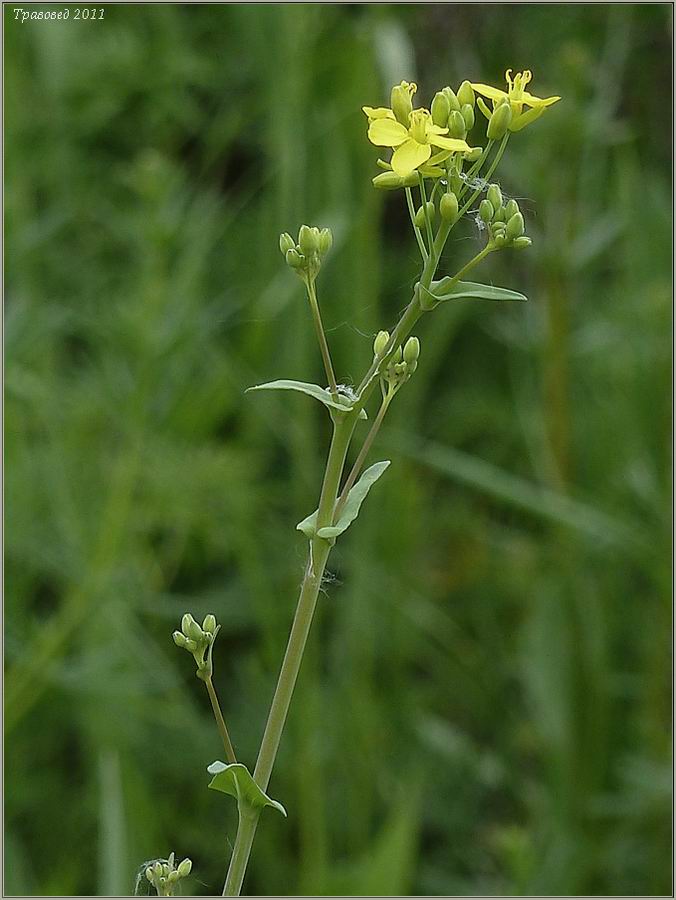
[
  {"x1": 368, "y1": 118, "x2": 409, "y2": 147},
  {"x1": 521, "y1": 91, "x2": 561, "y2": 109},
  {"x1": 427, "y1": 149, "x2": 452, "y2": 165},
  {"x1": 429, "y1": 135, "x2": 471, "y2": 152},
  {"x1": 510, "y1": 105, "x2": 545, "y2": 131},
  {"x1": 471, "y1": 83, "x2": 508, "y2": 103},
  {"x1": 426, "y1": 123, "x2": 449, "y2": 135},
  {"x1": 363, "y1": 106, "x2": 396, "y2": 120},
  {"x1": 391, "y1": 139, "x2": 431, "y2": 176}
]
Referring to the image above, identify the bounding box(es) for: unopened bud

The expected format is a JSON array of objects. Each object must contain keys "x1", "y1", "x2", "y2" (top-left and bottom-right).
[
  {"x1": 461, "y1": 103, "x2": 475, "y2": 131},
  {"x1": 372, "y1": 171, "x2": 416, "y2": 190},
  {"x1": 479, "y1": 199, "x2": 494, "y2": 223},
  {"x1": 403, "y1": 336, "x2": 420, "y2": 365},
  {"x1": 373, "y1": 330, "x2": 390, "y2": 358},
  {"x1": 318, "y1": 228, "x2": 333, "y2": 255},
  {"x1": 512, "y1": 236, "x2": 532, "y2": 249},
  {"x1": 279, "y1": 232, "x2": 295, "y2": 255},
  {"x1": 431, "y1": 91, "x2": 451, "y2": 128},
  {"x1": 447, "y1": 110, "x2": 466, "y2": 140},
  {"x1": 493, "y1": 232, "x2": 507, "y2": 248},
  {"x1": 168, "y1": 871, "x2": 179, "y2": 884},
  {"x1": 504, "y1": 198, "x2": 519, "y2": 219},
  {"x1": 487, "y1": 101, "x2": 512, "y2": 140},
  {"x1": 298, "y1": 225, "x2": 319, "y2": 255},
  {"x1": 145, "y1": 868, "x2": 154, "y2": 883},
  {"x1": 173, "y1": 631, "x2": 187, "y2": 648},
  {"x1": 391, "y1": 81, "x2": 415, "y2": 126},
  {"x1": 442, "y1": 86, "x2": 461, "y2": 112},
  {"x1": 177, "y1": 859, "x2": 193, "y2": 878},
  {"x1": 285, "y1": 248, "x2": 303, "y2": 269},
  {"x1": 457, "y1": 80, "x2": 475, "y2": 107},
  {"x1": 153, "y1": 863, "x2": 164, "y2": 880},
  {"x1": 464, "y1": 146, "x2": 482, "y2": 162},
  {"x1": 181, "y1": 614, "x2": 195, "y2": 637},
  {"x1": 486, "y1": 184, "x2": 503, "y2": 211},
  {"x1": 440, "y1": 191, "x2": 459, "y2": 223},
  {"x1": 505, "y1": 212, "x2": 525, "y2": 240},
  {"x1": 203, "y1": 614, "x2": 216, "y2": 634},
  {"x1": 184, "y1": 638, "x2": 198, "y2": 653},
  {"x1": 414, "y1": 202, "x2": 435, "y2": 229}
]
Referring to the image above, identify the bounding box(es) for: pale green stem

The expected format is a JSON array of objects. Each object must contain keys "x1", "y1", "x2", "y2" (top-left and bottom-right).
[
  {"x1": 334, "y1": 393, "x2": 391, "y2": 519},
  {"x1": 418, "y1": 174, "x2": 435, "y2": 253},
  {"x1": 221, "y1": 416, "x2": 355, "y2": 896},
  {"x1": 405, "y1": 186, "x2": 428, "y2": 260},
  {"x1": 457, "y1": 132, "x2": 510, "y2": 219},
  {"x1": 305, "y1": 277, "x2": 338, "y2": 397},
  {"x1": 205, "y1": 676, "x2": 237, "y2": 765},
  {"x1": 457, "y1": 140, "x2": 493, "y2": 200}
]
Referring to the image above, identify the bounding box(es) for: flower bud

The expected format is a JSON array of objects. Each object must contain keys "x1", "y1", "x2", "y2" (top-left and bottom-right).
[
  {"x1": 403, "y1": 336, "x2": 420, "y2": 365},
  {"x1": 177, "y1": 859, "x2": 193, "y2": 878},
  {"x1": 504, "y1": 198, "x2": 519, "y2": 219},
  {"x1": 447, "y1": 110, "x2": 466, "y2": 140},
  {"x1": 298, "y1": 224, "x2": 319, "y2": 255},
  {"x1": 442, "y1": 86, "x2": 461, "y2": 112},
  {"x1": 505, "y1": 212, "x2": 525, "y2": 240},
  {"x1": 431, "y1": 91, "x2": 451, "y2": 128},
  {"x1": 440, "y1": 191, "x2": 459, "y2": 223},
  {"x1": 181, "y1": 613, "x2": 195, "y2": 637},
  {"x1": 491, "y1": 220, "x2": 506, "y2": 234},
  {"x1": 285, "y1": 248, "x2": 303, "y2": 269},
  {"x1": 373, "y1": 330, "x2": 390, "y2": 358},
  {"x1": 145, "y1": 868, "x2": 154, "y2": 883},
  {"x1": 414, "y1": 202, "x2": 435, "y2": 229},
  {"x1": 153, "y1": 862, "x2": 164, "y2": 880},
  {"x1": 487, "y1": 101, "x2": 512, "y2": 140},
  {"x1": 479, "y1": 199, "x2": 494, "y2": 223},
  {"x1": 391, "y1": 81, "x2": 415, "y2": 126},
  {"x1": 168, "y1": 871, "x2": 179, "y2": 884},
  {"x1": 372, "y1": 171, "x2": 417, "y2": 190},
  {"x1": 203, "y1": 614, "x2": 216, "y2": 634},
  {"x1": 464, "y1": 147, "x2": 482, "y2": 162},
  {"x1": 461, "y1": 103, "x2": 475, "y2": 131},
  {"x1": 184, "y1": 638, "x2": 198, "y2": 652},
  {"x1": 173, "y1": 631, "x2": 187, "y2": 648},
  {"x1": 279, "y1": 232, "x2": 295, "y2": 255},
  {"x1": 457, "y1": 80, "x2": 475, "y2": 107},
  {"x1": 493, "y1": 232, "x2": 507, "y2": 248},
  {"x1": 318, "y1": 228, "x2": 333, "y2": 255},
  {"x1": 512, "y1": 236, "x2": 532, "y2": 249},
  {"x1": 486, "y1": 184, "x2": 503, "y2": 211}
]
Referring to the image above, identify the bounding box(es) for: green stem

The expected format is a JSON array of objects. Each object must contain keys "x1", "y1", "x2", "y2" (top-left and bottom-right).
[
  {"x1": 222, "y1": 811, "x2": 260, "y2": 897},
  {"x1": 418, "y1": 174, "x2": 435, "y2": 254},
  {"x1": 221, "y1": 417, "x2": 355, "y2": 896},
  {"x1": 334, "y1": 394, "x2": 391, "y2": 518},
  {"x1": 206, "y1": 676, "x2": 237, "y2": 764},
  {"x1": 457, "y1": 132, "x2": 510, "y2": 220},
  {"x1": 305, "y1": 277, "x2": 338, "y2": 397},
  {"x1": 457, "y1": 140, "x2": 493, "y2": 201},
  {"x1": 405, "y1": 186, "x2": 428, "y2": 260}
]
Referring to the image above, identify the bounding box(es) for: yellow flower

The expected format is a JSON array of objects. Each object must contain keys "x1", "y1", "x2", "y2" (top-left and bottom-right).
[
  {"x1": 366, "y1": 108, "x2": 474, "y2": 177},
  {"x1": 471, "y1": 69, "x2": 560, "y2": 131}
]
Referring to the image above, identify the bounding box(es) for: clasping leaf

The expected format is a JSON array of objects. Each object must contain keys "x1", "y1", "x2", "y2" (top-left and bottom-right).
[
  {"x1": 419, "y1": 279, "x2": 527, "y2": 310},
  {"x1": 247, "y1": 380, "x2": 367, "y2": 419},
  {"x1": 207, "y1": 761, "x2": 286, "y2": 817},
  {"x1": 297, "y1": 460, "x2": 391, "y2": 540}
]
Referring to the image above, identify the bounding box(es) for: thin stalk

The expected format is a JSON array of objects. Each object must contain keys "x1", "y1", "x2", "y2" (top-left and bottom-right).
[
  {"x1": 205, "y1": 676, "x2": 237, "y2": 764},
  {"x1": 334, "y1": 394, "x2": 391, "y2": 519},
  {"x1": 457, "y1": 132, "x2": 510, "y2": 220},
  {"x1": 305, "y1": 277, "x2": 338, "y2": 397},
  {"x1": 222, "y1": 811, "x2": 259, "y2": 898},
  {"x1": 418, "y1": 174, "x2": 435, "y2": 253},
  {"x1": 405, "y1": 186, "x2": 428, "y2": 260},
  {"x1": 457, "y1": 139, "x2": 493, "y2": 200}
]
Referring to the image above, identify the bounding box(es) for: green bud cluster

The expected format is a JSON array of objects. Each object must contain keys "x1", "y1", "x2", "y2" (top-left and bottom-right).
[
  {"x1": 173, "y1": 613, "x2": 220, "y2": 680},
  {"x1": 381, "y1": 336, "x2": 421, "y2": 394},
  {"x1": 144, "y1": 854, "x2": 192, "y2": 897},
  {"x1": 279, "y1": 225, "x2": 333, "y2": 279},
  {"x1": 478, "y1": 186, "x2": 532, "y2": 250}
]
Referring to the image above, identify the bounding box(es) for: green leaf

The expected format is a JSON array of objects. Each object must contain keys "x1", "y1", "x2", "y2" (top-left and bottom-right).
[
  {"x1": 422, "y1": 278, "x2": 527, "y2": 308},
  {"x1": 297, "y1": 461, "x2": 391, "y2": 540},
  {"x1": 246, "y1": 380, "x2": 367, "y2": 419},
  {"x1": 207, "y1": 761, "x2": 286, "y2": 817}
]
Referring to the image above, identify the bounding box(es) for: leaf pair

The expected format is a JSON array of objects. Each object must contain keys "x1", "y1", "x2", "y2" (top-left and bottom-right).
[{"x1": 297, "y1": 460, "x2": 390, "y2": 541}]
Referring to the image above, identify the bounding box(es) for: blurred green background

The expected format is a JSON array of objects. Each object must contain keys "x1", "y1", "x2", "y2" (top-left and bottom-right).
[{"x1": 5, "y1": 3, "x2": 672, "y2": 896}]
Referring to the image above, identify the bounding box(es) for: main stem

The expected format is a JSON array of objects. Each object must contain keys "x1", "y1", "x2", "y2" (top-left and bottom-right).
[{"x1": 222, "y1": 417, "x2": 354, "y2": 896}]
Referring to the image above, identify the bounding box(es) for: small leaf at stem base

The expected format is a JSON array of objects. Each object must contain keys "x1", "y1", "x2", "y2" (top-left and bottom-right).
[
  {"x1": 207, "y1": 761, "x2": 287, "y2": 817},
  {"x1": 297, "y1": 461, "x2": 391, "y2": 540}
]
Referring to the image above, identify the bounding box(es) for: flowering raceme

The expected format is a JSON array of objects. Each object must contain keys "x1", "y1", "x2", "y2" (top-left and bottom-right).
[{"x1": 472, "y1": 69, "x2": 561, "y2": 131}]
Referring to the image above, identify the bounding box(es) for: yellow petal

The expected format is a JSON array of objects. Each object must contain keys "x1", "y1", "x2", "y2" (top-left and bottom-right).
[
  {"x1": 427, "y1": 149, "x2": 452, "y2": 165},
  {"x1": 510, "y1": 105, "x2": 545, "y2": 131},
  {"x1": 429, "y1": 135, "x2": 471, "y2": 152},
  {"x1": 471, "y1": 83, "x2": 508, "y2": 103},
  {"x1": 521, "y1": 91, "x2": 561, "y2": 109},
  {"x1": 391, "y1": 139, "x2": 431, "y2": 176},
  {"x1": 363, "y1": 106, "x2": 396, "y2": 119},
  {"x1": 426, "y1": 123, "x2": 449, "y2": 135},
  {"x1": 368, "y1": 118, "x2": 409, "y2": 147}
]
